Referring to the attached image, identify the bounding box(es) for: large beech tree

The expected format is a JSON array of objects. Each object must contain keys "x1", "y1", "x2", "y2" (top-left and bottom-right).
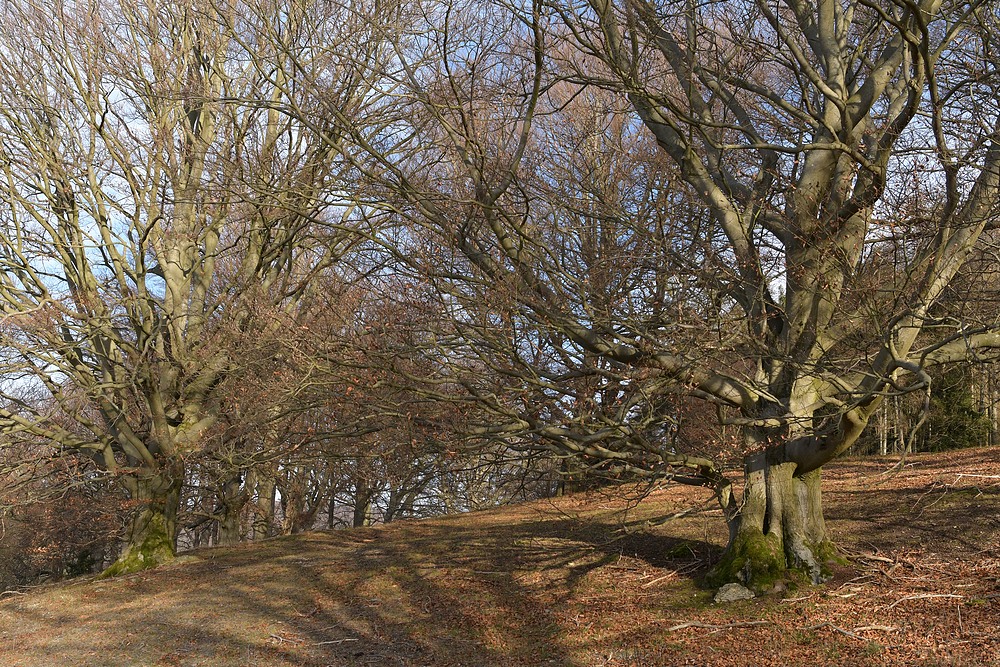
[
  {"x1": 301, "y1": 0, "x2": 1000, "y2": 588},
  {"x1": 548, "y1": 0, "x2": 1000, "y2": 585},
  {"x1": 0, "y1": 0, "x2": 356, "y2": 572}
]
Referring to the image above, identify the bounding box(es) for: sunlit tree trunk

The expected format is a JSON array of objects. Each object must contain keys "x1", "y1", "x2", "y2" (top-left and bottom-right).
[
  {"x1": 715, "y1": 448, "x2": 833, "y2": 588},
  {"x1": 352, "y1": 479, "x2": 373, "y2": 528},
  {"x1": 216, "y1": 474, "x2": 246, "y2": 547},
  {"x1": 101, "y1": 466, "x2": 183, "y2": 577},
  {"x1": 251, "y1": 472, "x2": 277, "y2": 540}
]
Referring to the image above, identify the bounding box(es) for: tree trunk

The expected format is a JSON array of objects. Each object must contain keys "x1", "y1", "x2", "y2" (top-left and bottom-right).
[
  {"x1": 352, "y1": 501, "x2": 370, "y2": 528},
  {"x1": 101, "y1": 468, "x2": 182, "y2": 577},
  {"x1": 384, "y1": 487, "x2": 401, "y2": 523},
  {"x1": 557, "y1": 458, "x2": 587, "y2": 496},
  {"x1": 711, "y1": 451, "x2": 836, "y2": 592},
  {"x1": 279, "y1": 473, "x2": 308, "y2": 534},
  {"x1": 251, "y1": 471, "x2": 276, "y2": 539},
  {"x1": 878, "y1": 404, "x2": 888, "y2": 456},
  {"x1": 217, "y1": 474, "x2": 246, "y2": 546},
  {"x1": 327, "y1": 496, "x2": 338, "y2": 529},
  {"x1": 353, "y1": 479, "x2": 372, "y2": 528}
]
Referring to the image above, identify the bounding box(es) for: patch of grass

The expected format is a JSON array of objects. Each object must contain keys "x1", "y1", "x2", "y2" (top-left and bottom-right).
[
  {"x1": 863, "y1": 641, "x2": 883, "y2": 657},
  {"x1": 792, "y1": 629, "x2": 815, "y2": 646},
  {"x1": 663, "y1": 541, "x2": 698, "y2": 559},
  {"x1": 823, "y1": 641, "x2": 844, "y2": 660}
]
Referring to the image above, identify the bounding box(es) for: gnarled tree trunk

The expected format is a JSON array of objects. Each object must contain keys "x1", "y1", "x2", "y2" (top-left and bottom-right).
[
  {"x1": 352, "y1": 478, "x2": 373, "y2": 528},
  {"x1": 712, "y1": 449, "x2": 836, "y2": 591},
  {"x1": 248, "y1": 469, "x2": 277, "y2": 540},
  {"x1": 102, "y1": 467, "x2": 182, "y2": 577}
]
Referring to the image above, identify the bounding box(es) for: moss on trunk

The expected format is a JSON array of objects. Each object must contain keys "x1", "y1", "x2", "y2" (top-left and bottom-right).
[
  {"x1": 101, "y1": 469, "x2": 181, "y2": 577},
  {"x1": 706, "y1": 529, "x2": 785, "y2": 591},
  {"x1": 709, "y1": 453, "x2": 838, "y2": 592},
  {"x1": 99, "y1": 509, "x2": 175, "y2": 578}
]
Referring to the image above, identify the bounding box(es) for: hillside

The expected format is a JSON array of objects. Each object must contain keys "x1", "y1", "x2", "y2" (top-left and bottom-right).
[{"x1": 0, "y1": 449, "x2": 997, "y2": 667}]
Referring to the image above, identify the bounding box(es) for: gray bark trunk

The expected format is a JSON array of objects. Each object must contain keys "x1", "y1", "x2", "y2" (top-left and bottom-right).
[
  {"x1": 102, "y1": 468, "x2": 182, "y2": 577},
  {"x1": 712, "y1": 451, "x2": 834, "y2": 591},
  {"x1": 252, "y1": 473, "x2": 276, "y2": 539},
  {"x1": 353, "y1": 478, "x2": 372, "y2": 528},
  {"x1": 217, "y1": 474, "x2": 245, "y2": 546}
]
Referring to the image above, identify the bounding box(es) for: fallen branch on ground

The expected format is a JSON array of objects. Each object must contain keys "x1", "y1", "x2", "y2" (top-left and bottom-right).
[
  {"x1": 801, "y1": 623, "x2": 899, "y2": 640},
  {"x1": 640, "y1": 572, "x2": 677, "y2": 588},
  {"x1": 884, "y1": 593, "x2": 963, "y2": 609},
  {"x1": 667, "y1": 620, "x2": 769, "y2": 632}
]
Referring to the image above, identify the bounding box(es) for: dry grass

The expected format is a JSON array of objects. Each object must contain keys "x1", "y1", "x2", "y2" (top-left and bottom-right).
[{"x1": 0, "y1": 448, "x2": 998, "y2": 666}]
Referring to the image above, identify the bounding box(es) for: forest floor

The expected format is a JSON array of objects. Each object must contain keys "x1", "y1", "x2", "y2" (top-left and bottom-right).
[{"x1": 0, "y1": 448, "x2": 997, "y2": 667}]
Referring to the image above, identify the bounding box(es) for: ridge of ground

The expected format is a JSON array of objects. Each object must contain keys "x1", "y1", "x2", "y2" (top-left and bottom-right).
[{"x1": 0, "y1": 447, "x2": 998, "y2": 666}]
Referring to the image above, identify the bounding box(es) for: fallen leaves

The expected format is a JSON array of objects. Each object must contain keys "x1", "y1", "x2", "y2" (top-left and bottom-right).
[{"x1": 0, "y1": 447, "x2": 997, "y2": 666}]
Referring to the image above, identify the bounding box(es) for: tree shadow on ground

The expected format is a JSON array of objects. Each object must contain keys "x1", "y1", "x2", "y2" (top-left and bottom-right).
[
  {"x1": 2, "y1": 460, "x2": 998, "y2": 667},
  {"x1": 0, "y1": 499, "x2": 723, "y2": 667},
  {"x1": 824, "y1": 484, "x2": 1000, "y2": 556}
]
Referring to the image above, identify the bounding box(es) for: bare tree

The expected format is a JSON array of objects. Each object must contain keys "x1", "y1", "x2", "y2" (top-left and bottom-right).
[
  {"x1": 291, "y1": 0, "x2": 1000, "y2": 589},
  {"x1": 0, "y1": 0, "x2": 354, "y2": 573},
  {"x1": 550, "y1": 0, "x2": 1000, "y2": 586}
]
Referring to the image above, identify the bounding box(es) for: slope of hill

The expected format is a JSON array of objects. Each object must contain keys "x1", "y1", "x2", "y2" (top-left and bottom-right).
[{"x1": 0, "y1": 448, "x2": 997, "y2": 667}]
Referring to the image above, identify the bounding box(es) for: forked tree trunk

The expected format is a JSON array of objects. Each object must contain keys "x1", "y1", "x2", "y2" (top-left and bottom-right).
[
  {"x1": 101, "y1": 468, "x2": 183, "y2": 577},
  {"x1": 711, "y1": 451, "x2": 836, "y2": 591}
]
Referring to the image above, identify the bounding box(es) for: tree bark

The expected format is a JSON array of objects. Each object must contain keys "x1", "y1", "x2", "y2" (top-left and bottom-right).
[
  {"x1": 251, "y1": 471, "x2": 276, "y2": 540},
  {"x1": 353, "y1": 478, "x2": 373, "y2": 528},
  {"x1": 217, "y1": 474, "x2": 246, "y2": 546},
  {"x1": 711, "y1": 451, "x2": 834, "y2": 591},
  {"x1": 101, "y1": 468, "x2": 182, "y2": 577}
]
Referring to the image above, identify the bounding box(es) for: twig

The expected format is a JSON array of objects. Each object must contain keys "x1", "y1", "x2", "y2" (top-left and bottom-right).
[
  {"x1": 832, "y1": 574, "x2": 875, "y2": 591},
  {"x1": 641, "y1": 572, "x2": 676, "y2": 588},
  {"x1": 884, "y1": 593, "x2": 963, "y2": 609},
  {"x1": 855, "y1": 554, "x2": 895, "y2": 564},
  {"x1": 611, "y1": 501, "x2": 716, "y2": 540},
  {"x1": 675, "y1": 561, "x2": 704, "y2": 575},
  {"x1": 802, "y1": 623, "x2": 898, "y2": 641},
  {"x1": 667, "y1": 620, "x2": 769, "y2": 632},
  {"x1": 312, "y1": 638, "x2": 359, "y2": 646}
]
